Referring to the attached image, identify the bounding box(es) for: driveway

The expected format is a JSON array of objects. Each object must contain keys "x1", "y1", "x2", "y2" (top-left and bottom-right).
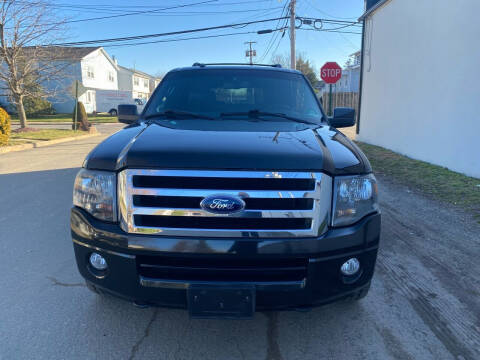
[{"x1": 0, "y1": 124, "x2": 479, "y2": 359}]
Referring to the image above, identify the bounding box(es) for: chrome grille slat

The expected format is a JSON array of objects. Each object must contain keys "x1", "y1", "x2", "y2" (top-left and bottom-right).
[
  {"x1": 132, "y1": 195, "x2": 314, "y2": 210},
  {"x1": 130, "y1": 207, "x2": 316, "y2": 218},
  {"x1": 127, "y1": 170, "x2": 317, "y2": 179},
  {"x1": 118, "y1": 170, "x2": 332, "y2": 238},
  {"x1": 130, "y1": 188, "x2": 318, "y2": 199}
]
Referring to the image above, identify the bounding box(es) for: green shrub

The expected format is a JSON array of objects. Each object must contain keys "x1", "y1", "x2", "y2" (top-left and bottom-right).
[
  {"x1": 0, "y1": 107, "x2": 11, "y2": 146},
  {"x1": 23, "y1": 96, "x2": 55, "y2": 116},
  {"x1": 72, "y1": 101, "x2": 90, "y2": 131}
]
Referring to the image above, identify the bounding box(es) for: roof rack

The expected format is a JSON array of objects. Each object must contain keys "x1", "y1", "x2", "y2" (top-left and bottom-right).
[{"x1": 192, "y1": 63, "x2": 282, "y2": 68}]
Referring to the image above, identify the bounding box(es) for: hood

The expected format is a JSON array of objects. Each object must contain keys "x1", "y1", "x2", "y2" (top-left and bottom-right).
[{"x1": 85, "y1": 122, "x2": 371, "y2": 175}]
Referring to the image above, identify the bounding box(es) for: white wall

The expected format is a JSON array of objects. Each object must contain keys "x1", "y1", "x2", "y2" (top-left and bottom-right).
[
  {"x1": 118, "y1": 68, "x2": 150, "y2": 98},
  {"x1": 118, "y1": 67, "x2": 133, "y2": 92},
  {"x1": 358, "y1": 0, "x2": 480, "y2": 178},
  {"x1": 80, "y1": 49, "x2": 118, "y2": 91},
  {"x1": 132, "y1": 74, "x2": 150, "y2": 98}
]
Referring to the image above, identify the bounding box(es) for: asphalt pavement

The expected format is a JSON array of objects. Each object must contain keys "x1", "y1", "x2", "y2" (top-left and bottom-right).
[{"x1": 0, "y1": 123, "x2": 479, "y2": 359}]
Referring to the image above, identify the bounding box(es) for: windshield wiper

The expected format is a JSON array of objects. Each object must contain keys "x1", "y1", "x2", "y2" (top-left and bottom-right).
[
  {"x1": 144, "y1": 110, "x2": 215, "y2": 120},
  {"x1": 220, "y1": 110, "x2": 318, "y2": 125}
]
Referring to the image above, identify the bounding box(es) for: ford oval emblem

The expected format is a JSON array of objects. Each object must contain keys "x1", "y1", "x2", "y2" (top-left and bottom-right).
[{"x1": 200, "y1": 195, "x2": 246, "y2": 214}]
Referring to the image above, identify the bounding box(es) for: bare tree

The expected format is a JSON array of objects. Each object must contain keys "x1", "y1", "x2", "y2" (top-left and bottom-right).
[
  {"x1": 271, "y1": 52, "x2": 319, "y2": 85},
  {"x1": 0, "y1": 1, "x2": 69, "y2": 128},
  {"x1": 271, "y1": 54, "x2": 290, "y2": 68}
]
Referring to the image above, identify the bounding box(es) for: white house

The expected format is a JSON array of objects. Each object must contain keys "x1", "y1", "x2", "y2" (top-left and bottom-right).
[
  {"x1": 47, "y1": 47, "x2": 119, "y2": 113},
  {"x1": 357, "y1": 0, "x2": 480, "y2": 178},
  {"x1": 118, "y1": 66, "x2": 153, "y2": 100},
  {"x1": 336, "y1": 51, "x2": 361, "y2": 93}
]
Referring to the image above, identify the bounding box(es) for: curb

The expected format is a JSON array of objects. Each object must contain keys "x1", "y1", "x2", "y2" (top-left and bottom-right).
[
  {"x1": 11, "y1": 122, "x2": 118, "y2": 125},
  {"x1": 0, "y1": 132, "x2": 101, "y2": 154}
]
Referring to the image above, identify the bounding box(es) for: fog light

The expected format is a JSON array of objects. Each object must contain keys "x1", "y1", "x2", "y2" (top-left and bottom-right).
[
  {"x1": 89, "y1": 252, "x2": 107, "y2": 271},
  {"x1": 340, "y1": 258, "x2": 360, "y2": 276}
]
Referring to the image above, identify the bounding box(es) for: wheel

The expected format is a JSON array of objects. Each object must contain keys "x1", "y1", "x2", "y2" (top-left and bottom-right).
[
  {"x1": 347, "y1": 281, "x2": 371, "y2": 301},
  {"x1": 86, "y1": 281, "x2": 104, "y2": 295},
  {"x1": 108, "y1": 109, "x2": 118, "y2": 116}
]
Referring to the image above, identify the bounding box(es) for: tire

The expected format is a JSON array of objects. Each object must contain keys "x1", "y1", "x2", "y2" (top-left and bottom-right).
[{"x1": 108, "y1": 109, "x2": 118, "y2": 116}]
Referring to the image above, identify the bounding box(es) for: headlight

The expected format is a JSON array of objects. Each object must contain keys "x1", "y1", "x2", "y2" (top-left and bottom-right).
[
  {"x1": 332, "y1": 174, "x2": 378, "y2": 227},
  {"x1": 73, "y1": 169, "x2": 117, "y2": 222}
]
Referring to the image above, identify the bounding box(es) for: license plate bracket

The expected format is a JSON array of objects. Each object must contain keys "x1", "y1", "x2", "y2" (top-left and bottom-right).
[{"x1": 187, "y1": 284, "x2": 255, "y2": 319}]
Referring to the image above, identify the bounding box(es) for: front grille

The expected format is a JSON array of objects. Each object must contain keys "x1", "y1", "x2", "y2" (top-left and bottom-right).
[
  {"x1": 133, "y1": 176, "x2": 315, "y2": 191},
  {"x1": 133, "y1": 196, "x2": 314, "y2": 210},
  {"x1": 134, "y1": 215, "x2": 312, "y2": 230},
  {"x1": 118, "y1": 170, "x2": 332, "y2": 237},
  {"x1": 137, "y1": 255, "x2": 308, "y2": 282}
]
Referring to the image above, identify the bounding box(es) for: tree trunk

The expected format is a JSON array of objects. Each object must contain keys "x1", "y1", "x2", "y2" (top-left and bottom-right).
[{"x1": 15, "y1": 96, "x2": 28, "y2": 128}]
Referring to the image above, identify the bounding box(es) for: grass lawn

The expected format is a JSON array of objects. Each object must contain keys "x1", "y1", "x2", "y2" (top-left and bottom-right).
[
  {"x1": 356, "y1": 142, "x2": 480, "y2": 219},
  {"x1": 6, "y1": 139, "x2": 29, "y2": 146},
  {"x1": 11, "y1": 113, "x2": 117, "y2": 123},
  {"x1": 10, "y1": 129, "x2": 89, "y2": 141}
]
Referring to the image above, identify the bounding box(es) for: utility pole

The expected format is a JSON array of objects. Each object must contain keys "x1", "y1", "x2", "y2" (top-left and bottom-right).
[
  {"x1": 289, "y1": 0, "x2": 296, "y2": 69},
  {"x1": 244, "y1": 41, "x2": 257, "y2": 64}
]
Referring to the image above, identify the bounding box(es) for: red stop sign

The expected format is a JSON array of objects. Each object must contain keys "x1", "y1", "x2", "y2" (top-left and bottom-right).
[{"x1": 320, "y1": 62, "x2": 342, "y2": 84}]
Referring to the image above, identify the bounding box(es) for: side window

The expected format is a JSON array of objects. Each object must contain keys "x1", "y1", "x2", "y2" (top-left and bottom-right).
[
  {"x1": 143, "y1": 79, "x2": 149, "y2": 88},
  {"x1": 134, "y1": 76, "x2": 139, "y2": 86},
  {"x1": 86, "y1": 66, "x2": 94, "y2": 79},
  {"x1": 108, "y1": 71, "x2": 114, "y2": 82}
]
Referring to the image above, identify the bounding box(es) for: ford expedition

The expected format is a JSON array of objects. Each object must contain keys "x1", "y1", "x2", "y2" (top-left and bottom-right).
[{"x1": 71, "y1": 63, "x2": 380, "y2": 319}]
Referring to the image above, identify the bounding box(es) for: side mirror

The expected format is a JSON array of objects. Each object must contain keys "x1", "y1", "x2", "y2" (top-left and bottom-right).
[
  {"x1": 329, "y1": 107, "x2": 355, "y2": 128},
  {"x1": 118, "y1": 104, "x2": 139, "y2": 124}
]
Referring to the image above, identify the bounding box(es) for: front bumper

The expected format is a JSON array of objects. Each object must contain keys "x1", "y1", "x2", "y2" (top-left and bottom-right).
[{"x1": 71, "y1": 207, "x2": 380, "y2": 310}]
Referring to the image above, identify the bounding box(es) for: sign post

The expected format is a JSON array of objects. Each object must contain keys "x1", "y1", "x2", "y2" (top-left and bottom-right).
[
  {"x1": 329, "y1": 84, "x2": 333, "y2": 117},
  {"x1": 74, "y1": 80, "x2": 79, "y2": 131},
  {"x1": 320, "y1": 62, "x2": 342, "y2": 116},
  {"x1": 70, "y1": 80, "x2": 87, "y2": 131}
]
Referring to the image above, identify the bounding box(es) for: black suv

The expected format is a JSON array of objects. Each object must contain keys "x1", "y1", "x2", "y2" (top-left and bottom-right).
[{"x1": 71, "y1": 64, "x2": 380, "y2": 318}]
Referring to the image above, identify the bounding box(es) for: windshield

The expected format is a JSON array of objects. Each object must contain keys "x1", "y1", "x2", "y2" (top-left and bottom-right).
[{"x1": 143, "y1": 69, "x2": 323, "y2": 123}]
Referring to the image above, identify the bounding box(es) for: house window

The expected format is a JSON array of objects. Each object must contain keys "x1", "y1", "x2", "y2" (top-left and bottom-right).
[
  {"x1": 86, "y1": 66, "x2": 94, "y2": 79},
  {"x1": 143, "y1": 79, "x2": 149, "y2": 88},
  {"x1": 108, "y1": 71, "x2": 114, "y2": 82},
  {"x1": 86, "y1": 91, "x2": 92, "y2": 103},
  {"x1": 134, "y1": 76, "x2": 139, "y2": 86}
]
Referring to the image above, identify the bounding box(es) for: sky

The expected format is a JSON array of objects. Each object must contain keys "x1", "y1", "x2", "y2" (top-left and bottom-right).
[{"x1": 57, "y1": 0, "x2": 364, "y2": 76}]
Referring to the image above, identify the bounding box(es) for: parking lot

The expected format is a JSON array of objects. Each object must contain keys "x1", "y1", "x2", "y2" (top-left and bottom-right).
[{"x1": 0, "y1": 123, "x2": 479, "y2": 360}]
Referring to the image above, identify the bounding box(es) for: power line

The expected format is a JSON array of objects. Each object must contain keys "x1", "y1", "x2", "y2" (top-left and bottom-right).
[
  {"x1": 268, "y1": 28, "x2": 286, "y2": 59},
  {"x1": 4, "y1": 0, "x2": 228, "y2": 29},
  {"x1": 304, "y1": 0, "x2": 360, "y2": 20},
  {"x1": 15, "y1": 0, "x2": 277, "y2": 14},
  {"x1": 317, "y1": 23, "x2": 361, "y2": 31},
  {"x1": 103, "y1": 29, "x2": 287, "y2": 48},
  {"x1": 295, "y1": 17, "x2": 362, "y2": 27},
  {"x1": 54, "y1": 0, "x2": 220, "y2": 24},
  {"x1": 298, "y1": 28, "x2": 362, "y2": 35},
  {"x1": 52, "y1": 16, "x2": 289, "y2": 46},
  {"x1": 259, "y1": 1, "x2": 289, "y2": 62}
]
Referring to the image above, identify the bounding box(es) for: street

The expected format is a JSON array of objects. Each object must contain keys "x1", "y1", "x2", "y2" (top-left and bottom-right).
[{"x1": 0, "y1": 123, "x2": 479, "y2": 360}]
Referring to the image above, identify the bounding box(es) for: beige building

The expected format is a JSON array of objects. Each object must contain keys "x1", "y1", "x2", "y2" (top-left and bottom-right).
[{"x1": 117, "y1": 66, "x2": 154, "y2": 100}]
